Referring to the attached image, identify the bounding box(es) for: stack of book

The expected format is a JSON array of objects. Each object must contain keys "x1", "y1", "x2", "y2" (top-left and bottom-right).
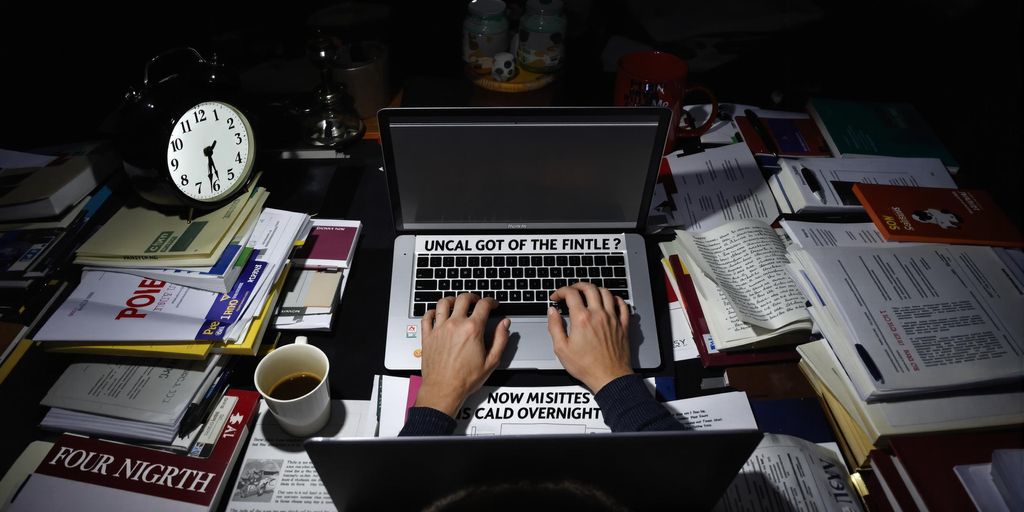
[
  {"x1": 659, "y1": 218, "x2": 812, "y2": 367},
  {"x1": 32, "y1": 182, "x2": 311, "y2": 359},
  {"x1": 0, "y1": 144, "x2": 123, "y2": 382},
  {"x1": 38, "y1": 355, "x2": 231, "y2": 448},
  {"x1": 275, "y1": 218, "x2": 362, "y2": 331},
  {"x1": 784, "y1": 210, "x2": 1024, "y2": 489}
]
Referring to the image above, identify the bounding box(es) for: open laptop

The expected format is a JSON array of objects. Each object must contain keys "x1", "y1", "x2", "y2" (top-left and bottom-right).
[
  {"x1": 306, "y1": 429, "x2": 762, "y2": 511},
  {"x1": 380, "y1": 107, "x2": 671, "y2": 370}
]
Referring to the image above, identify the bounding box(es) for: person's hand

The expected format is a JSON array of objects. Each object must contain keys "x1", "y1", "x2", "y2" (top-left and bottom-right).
[
  {"x1": 415, "y1": 293, "x2": 510, "y2": 417},
  {"x1": 547, "y1": 283, "x2": 633, "y2": 393}
]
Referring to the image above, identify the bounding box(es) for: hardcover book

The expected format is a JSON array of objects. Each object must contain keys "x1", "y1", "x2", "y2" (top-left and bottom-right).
[
  {"x1": 806, "y1": 97, "x2": 959, "y2": 173},
  {"x1": 7, "y1": 389, "x2": 259, "y2": 512},
  {"x1": 291, "y1": 219, "x2": 361, "y2": 270},
  {"x1": 852, "y1": 183, "x2": 1024, "y2": 247}
]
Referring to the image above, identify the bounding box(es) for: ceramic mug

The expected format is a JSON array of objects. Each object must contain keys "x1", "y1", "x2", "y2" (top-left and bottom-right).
[
  {"x1": 254, "y1": 336, "x2": 331, "y2": 437},
  {"x1": 613, "y1": 51, "x2": 719, "y2": 153}
]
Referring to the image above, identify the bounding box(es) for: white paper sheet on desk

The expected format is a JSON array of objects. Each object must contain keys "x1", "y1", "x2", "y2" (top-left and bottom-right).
[
  {"x1": 663, "y1": 143, "x2": 779, "y2": 233},
  {"x1": 225, "y1": 400, "x2": 370, "y2": 512},
  {"x1": 669, "y1": 300, "x2": 699, "y2": 361},
  {"x1": 661, "y1": 391, "x2": 757, "y2": 430}
]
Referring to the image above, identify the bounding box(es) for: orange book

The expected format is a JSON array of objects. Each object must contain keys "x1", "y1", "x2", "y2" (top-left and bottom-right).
[{"x1": 852, "y1": 183, "x2": 1024, "y2": 247}]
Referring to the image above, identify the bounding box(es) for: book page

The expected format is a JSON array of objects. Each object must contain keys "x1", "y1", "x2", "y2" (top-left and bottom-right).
[
  {"x1": 802, "y1": 244, "x2": 1024, "y2": 397},
  {"x1": 780, "y1": 220, "x2": 905, "y2": 248},
  {"x1": 663, "y1": 143, "x2": 779, "y2": 232},
  {"x1": 714, "y1": 433, "x2": 864, "y2": 512},
  {"x1": 676, "y1": 220, "x2": 809, "y2": 329},
  {"x1": 225, "y1": 400, "x2": 370, "y2": 512}
]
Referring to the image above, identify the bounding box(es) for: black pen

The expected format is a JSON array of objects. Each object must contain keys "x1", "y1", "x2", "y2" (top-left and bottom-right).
[
  {"x1": 799, "y1": 165, "x2": 826, "y2": 204},
  {"x1": 178, "y1": 368, "x2": 232, "y2": 436},
  {"x1": 855, "y1": 343, "x2": 885, "y2": 384},
  {"x1": 743, "y1": 109, "x2": 780, "y2": 157}
]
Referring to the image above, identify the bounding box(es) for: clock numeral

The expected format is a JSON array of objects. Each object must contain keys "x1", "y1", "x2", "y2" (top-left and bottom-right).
[
  {"x1": 234, "y1": 133, "x2": 242, "y2": 145},
  {"x1": 195, "y1": 182, "x2": 202, "y2": 194},
  {"x1": 212, "y1": 181, "x2": 221, "y2": 192},
  {"x1": 170, "y1": 138, "x2": 184, "y2": 152},
  {"x1": 180, "y1": 174, "x2": 189, "y2": 187},
  {"x1": 235, "y1": 152, "x2": 242, "y2": 164},
  {"x1": 227, "y1": 169, "x2": 235, "y2": 180},
  {"x1": 227, "y1": 118, "x2": 235, "y2": 130},
  {"x1": 170, "y1": 158, "x2": 179, "y2": 171},
  {"x1": 213, "y1": 109, "x2": 220, "y2": 121},
  {"x1": 193, "y1": 109, "x2": 207, "y2": 123},
  {"x1": 180, "y1": 120, "x2": 192, "y2": 134}
]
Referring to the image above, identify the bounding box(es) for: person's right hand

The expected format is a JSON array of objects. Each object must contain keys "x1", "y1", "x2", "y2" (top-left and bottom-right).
[{"x1": 546, "y1": 283, "x2": 633, "y2": 393}]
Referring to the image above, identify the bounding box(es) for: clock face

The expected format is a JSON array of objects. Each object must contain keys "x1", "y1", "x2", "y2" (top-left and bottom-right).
[{"x1": 166, "y1": 101, "x2": 254, "y2": 202}]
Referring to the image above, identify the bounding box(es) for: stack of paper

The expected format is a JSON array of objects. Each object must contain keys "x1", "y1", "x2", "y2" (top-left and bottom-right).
[
  {"x1": 36, "y1": 207, "x2": 310, "y2": 358},
  {"x1": 38, "y1": 355, "x2": 228, "y2": 446}
]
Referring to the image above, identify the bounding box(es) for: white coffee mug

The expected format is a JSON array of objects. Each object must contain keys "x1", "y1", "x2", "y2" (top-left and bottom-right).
[{"x1": 254, "y1": 336, "x2": 331, "y2": 437}]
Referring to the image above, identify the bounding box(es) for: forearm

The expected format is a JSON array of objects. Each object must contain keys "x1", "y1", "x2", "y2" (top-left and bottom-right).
[
  {"x1": 398, "y1": 406, "x2": 457, "y2": 436},
  {"x1": 595, "y1": 374, "x2": 683, "y2": 432}
]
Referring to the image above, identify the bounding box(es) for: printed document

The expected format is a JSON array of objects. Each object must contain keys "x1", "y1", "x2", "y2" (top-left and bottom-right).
[
  {"x1": 798, "y1": 244, "x2": 1024, "y2": 399},
  {"x1": 663, "y1": 144, "x2": 779, "y2": 232},
  {"x1": 225, "y1": 400, "x2": 370, "y2": 512}
]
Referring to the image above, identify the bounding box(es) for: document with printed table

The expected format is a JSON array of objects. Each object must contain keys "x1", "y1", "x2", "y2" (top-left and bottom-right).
[
  {"x1": 6, "y1": 389, "x2": 259, "y2": 512},
  {"x1": 787, "y1": 244, "x2": 1024, "y2": 401}
]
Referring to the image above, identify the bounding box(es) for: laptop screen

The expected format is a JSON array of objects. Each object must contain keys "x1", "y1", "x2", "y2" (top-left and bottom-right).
[{"x1": 379, "y1": 107, "x2": 670, "y2": 232}]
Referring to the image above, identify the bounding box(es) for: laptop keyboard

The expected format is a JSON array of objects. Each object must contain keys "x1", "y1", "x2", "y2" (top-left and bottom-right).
[{"x1": 411, "y1": 253, "x2": 630, "y2": 317}]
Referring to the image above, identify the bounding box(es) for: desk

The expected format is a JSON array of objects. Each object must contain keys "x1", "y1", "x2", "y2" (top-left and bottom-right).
[{"x1": 0, "y1": 135, "x2": 812, "y2": 510}]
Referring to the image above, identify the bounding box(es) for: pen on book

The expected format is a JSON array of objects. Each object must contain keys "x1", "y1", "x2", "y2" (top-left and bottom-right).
[
  {"x1": 743, "y1": 109, "x2": 780, "y2": 158},
  {"x1": 799, "y1": 165, "x2": 826, "y2": 204},
  {"x1": 179, "y1": 368, "x2": 232, "y2": 436},
  {"x1": 855, "y1": 344, "x2": 885, "y2": 384}
]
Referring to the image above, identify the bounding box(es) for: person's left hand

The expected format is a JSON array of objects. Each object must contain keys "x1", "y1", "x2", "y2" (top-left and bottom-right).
[{"x1": 414, "y1": 293, "x2": 510, "y2": 418}]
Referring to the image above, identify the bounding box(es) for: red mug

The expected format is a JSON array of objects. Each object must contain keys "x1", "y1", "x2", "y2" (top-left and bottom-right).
[{"x1": 613, "y1": 51, "x2": 718, "y2": 154}]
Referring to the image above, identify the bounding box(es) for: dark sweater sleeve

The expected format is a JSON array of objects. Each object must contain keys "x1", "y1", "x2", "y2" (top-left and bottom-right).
[
  {"x1": 594, "y1": 374, "x2": 683, "y2": 432},
  {"x1": 398, "y1": 406, "x2": 457, "y2": 436}
]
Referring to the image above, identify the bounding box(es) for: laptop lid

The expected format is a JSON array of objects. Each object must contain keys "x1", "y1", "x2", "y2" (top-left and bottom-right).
[
  {"x1": 306, "y1": 429, "x2": 762, "y2": 511},
  {"x1": 378, "y1": 107, "x2": 671, "y2": 234}
]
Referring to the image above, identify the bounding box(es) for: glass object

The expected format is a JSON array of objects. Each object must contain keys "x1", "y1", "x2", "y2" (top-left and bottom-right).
[
  {"x1": 516, "y1": 0, "x2": 566, "y2": 73},
  {"x1": 462, "y1": 0, "x2": 509, "y2": 74}
]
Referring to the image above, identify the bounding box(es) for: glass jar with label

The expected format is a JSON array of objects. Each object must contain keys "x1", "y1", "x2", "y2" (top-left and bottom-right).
[
  {"x1": 462, "y1": 0, "x2": 509, "y2": 74},
  {"x1": 515, "y1": 0, "x2": 566, "y2": 73}
]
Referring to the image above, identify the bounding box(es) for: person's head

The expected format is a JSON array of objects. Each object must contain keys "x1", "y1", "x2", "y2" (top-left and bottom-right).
[{"x1": 422, "y1": 479, "x2": 632, "y2": 512}]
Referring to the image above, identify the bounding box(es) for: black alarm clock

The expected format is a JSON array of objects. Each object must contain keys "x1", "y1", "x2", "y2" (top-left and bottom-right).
[{"x1": 113, "y1": 48, "x2": 257, "y2": 211}]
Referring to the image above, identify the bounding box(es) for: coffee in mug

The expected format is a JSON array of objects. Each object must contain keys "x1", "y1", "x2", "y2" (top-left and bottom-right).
[{"x1": 254, "y1": 336, "x2": 331, "y2": 437}]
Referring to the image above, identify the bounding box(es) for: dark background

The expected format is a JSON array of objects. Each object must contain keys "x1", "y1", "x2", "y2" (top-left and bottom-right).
[{"x1": 1, "y1": 0, "x2": 1020, "y2": 219}]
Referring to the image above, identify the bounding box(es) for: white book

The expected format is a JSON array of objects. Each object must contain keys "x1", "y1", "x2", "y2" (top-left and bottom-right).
[{"x1": 774, "y1": 155, "x2": 956, "y2": 214}]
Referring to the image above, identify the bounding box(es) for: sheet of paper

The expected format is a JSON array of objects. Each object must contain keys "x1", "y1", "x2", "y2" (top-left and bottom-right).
[
  {"x1": 663, "y1": 143, "x2": 779, "y2": 232},
  {"x1": 661, "y1": 391, "x2": 757, "y2": 430},
  {"x1": 669, "y1": 301, "x2": 699, "y2": 361},
  {"x1": 713, "y1": 433, "x2": 864, "y2": 512},
  {"x1": 225, "y1": 400, "x2": 370, "y2": 512},
  {"x1": 954, "y1": 463, "x2": 1010, "y2": 512},
  {"x1": 780, "y1": 220, "x2": 904, "y2": 248}
]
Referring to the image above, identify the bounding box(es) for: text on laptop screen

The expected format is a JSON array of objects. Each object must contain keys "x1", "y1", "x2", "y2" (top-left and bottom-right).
[{"x1": 386, "y1": 112, "x2": 664, "y2": 231}]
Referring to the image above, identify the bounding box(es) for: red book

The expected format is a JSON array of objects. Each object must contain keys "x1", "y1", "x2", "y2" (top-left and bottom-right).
[
  {"x1": 8, "y1": 389, "x2": 260, "y2": 512},
  {"x1": 868, "y1": 449, "x2": 924, "y2": 512},
  {"x1": 292, "y1": 219, "x2": 362, "y2": 269},
  {"x1": 852, "y1": 183, "x2": 1024, "y2": 247},
  {"x1": 886, "y1": 428, "x2": 1024, "y2": 512}
]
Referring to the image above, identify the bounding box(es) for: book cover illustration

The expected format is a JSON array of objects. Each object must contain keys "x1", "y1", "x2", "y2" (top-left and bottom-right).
[{"x1": 852, "y1": 183, "x2": 1024, "y2": 247}]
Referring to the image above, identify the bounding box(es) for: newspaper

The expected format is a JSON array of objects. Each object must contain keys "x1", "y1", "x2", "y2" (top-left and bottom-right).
[
  {"x1": 225, "y1": 400, "x2": 370, "y2": 512},
  {"x1": 713, "y1": 433, "x2": 864, "y2": 512}
]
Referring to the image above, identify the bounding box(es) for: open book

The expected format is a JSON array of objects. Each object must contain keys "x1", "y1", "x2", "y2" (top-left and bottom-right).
[{"x1": 660, "y1": 219, "x2": 812, "y2": 351}]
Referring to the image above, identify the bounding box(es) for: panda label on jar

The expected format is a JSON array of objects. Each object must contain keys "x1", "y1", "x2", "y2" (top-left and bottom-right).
[
  {"x1": 515, "y1": 0, "x2": 566, "y2": 73},
  {"x1": 463, "y1": 0, "x2": 510, "y2": 74}
]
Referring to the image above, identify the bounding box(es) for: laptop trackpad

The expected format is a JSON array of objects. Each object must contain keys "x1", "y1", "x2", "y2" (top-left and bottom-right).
[{"x1": 492, "y1": 318, "x2": 558, "y2": 368}]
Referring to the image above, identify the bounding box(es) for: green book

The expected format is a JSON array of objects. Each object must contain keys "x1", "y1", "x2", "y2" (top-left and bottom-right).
[{"x1": 806, "y1": 97, "x2": 959, "y2": 173}]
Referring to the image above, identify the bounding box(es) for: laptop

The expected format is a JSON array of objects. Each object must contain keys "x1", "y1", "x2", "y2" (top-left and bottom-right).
[
  {"x1": 380, "y1": 107, "x2": 671, "y2": 370},
  {"x1": 306, "y1": 429, "x2": 762, "y2": 511}
]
